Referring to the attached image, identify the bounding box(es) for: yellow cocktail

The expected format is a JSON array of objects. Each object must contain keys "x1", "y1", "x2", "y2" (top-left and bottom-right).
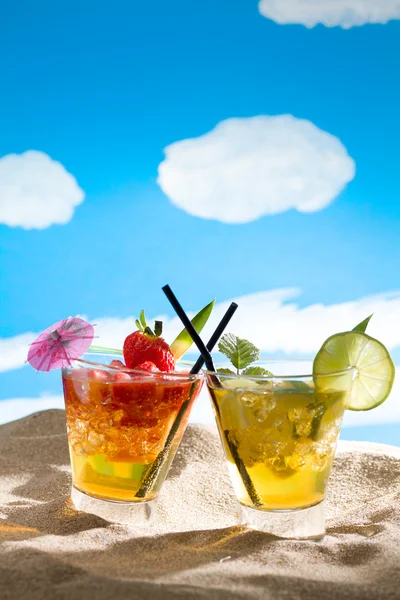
[
  {"x1": 208, "y1": 378, "x2": 345, "y2": 510},
  {"x1": 206, "y1": 361, "x2": 352, "y2": 539}
]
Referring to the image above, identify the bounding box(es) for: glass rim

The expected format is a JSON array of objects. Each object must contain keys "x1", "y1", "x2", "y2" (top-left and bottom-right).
[
  {"x1": 62, "y1": 351, "x2": 203, "y2": 380},
  {"x1": 203, "y1": 358, "x2": 355, "y2": 381}
]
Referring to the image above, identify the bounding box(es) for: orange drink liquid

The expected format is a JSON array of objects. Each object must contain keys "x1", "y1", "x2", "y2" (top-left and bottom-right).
[{"x1": 62, "y1": 361, "x2": 202, "y2": 503}]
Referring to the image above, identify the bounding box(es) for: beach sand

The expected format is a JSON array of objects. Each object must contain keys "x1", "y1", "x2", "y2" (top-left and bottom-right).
[{"x1": 0, "y1": 409, "x2": 399, "y2": 599}]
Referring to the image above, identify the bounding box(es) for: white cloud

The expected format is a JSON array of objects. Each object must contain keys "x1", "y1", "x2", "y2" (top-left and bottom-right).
[
  {"x1": 157, "y1": 116, "x2": 355, "y2": 224},
  {"x1": 259, "y1": 0, "x2": 400, "y2": 29},
  {"x1": 0, "y1": 332, "x2": 37, "y2": 373},
  {"x1": 199, "y1": 288, "x2": 400, "y2": 355},
  {"x1": 2, "y1": 289, "x2": 399, "y2": 425},
  {"x1": 2, "y1": 289, "x2": 400, "y2": 372},
  {"x1": 0, "y1": 395, "x2": 64, "y2": 425},
  {"x1": 0, "y1": 150, "x2": 84, "y2": 229}
]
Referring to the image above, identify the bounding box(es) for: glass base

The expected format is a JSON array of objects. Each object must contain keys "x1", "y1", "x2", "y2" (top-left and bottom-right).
[
  {"x1": 238, "y1": 500, "x2": 325, "y2": 540},
  {"x1": 71, "y1": 486, "x2": 158, "y2": 526}
]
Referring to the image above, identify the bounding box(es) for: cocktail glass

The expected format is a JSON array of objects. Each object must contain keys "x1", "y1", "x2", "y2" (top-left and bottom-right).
[
  {"x1": 62, "y1": 352, "x2": 203, "y2": 525},
  {"x1": 205, "y1": 360, "x2": 354, "y2": 540}
]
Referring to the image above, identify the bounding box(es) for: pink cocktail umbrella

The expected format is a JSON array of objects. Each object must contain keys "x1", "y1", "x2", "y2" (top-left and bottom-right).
[{"x1": 27, "y1": 317, "x2": 95, "y2": 372}]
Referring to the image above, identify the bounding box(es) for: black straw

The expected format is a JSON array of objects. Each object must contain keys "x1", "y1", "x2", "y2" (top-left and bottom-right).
[
  {"x1": 162, "y1": 285, "x2": 215, "y2": 372},
  {"x1": 161, "y1": 289, "x2": 261, "y2": 506},
  {"x1": 190, "y1": 302, "x2": 238, "y2": 374},
  {"x1": 135, "y1": 299, "x2": 238, "y2": 499}
]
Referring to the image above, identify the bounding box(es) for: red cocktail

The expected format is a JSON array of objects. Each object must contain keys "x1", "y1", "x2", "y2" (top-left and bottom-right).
[{"x1": 62, "y1": 353, "x2": 202, "y2": 523}]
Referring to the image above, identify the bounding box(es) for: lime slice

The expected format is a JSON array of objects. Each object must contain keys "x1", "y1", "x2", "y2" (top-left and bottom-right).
[{"x1": 313, "y1": 332, "x2": 395, "y2": 411}]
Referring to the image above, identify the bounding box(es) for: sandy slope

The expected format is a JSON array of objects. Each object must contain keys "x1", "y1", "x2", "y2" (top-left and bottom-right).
[{"x1": 0, "y1": 410, "x2": 399, "y2": 599}]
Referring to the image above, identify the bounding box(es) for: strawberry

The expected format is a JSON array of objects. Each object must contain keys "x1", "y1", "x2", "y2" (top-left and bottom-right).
[
  {"x1": 109, "y1": 359, "x2": 126, "y2": 369},
  {"x1": 107, "y1": 359, "x2": 132, "y2": 381},
  {"x1": 136, "y1": 361, "x2": 159, "y2": 372},
  {"x1": 123, "y1": 310, "x2": 175, "y2": 373},
  {"x1": 88, "y1": 369, "x2": 109, "y2": 382},
  {"x1": 114, "y1": 371, "x2": 132, "y2": 382}
]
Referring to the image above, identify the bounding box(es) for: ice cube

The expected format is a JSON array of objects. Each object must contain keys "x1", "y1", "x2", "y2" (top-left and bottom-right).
[
  {"x1": 311, "y1": 454, "x2": 329, "y2": 472},
  {"x1": 254, "y1": 407, "x2": 269, "y2": 422},
  {"x1": 238, "y1": 391, "x2": 255, "y2": 407},
  {"x1": 72, "y1": 443, "x2": 85, "y2": 456},
  {"x1": 295, "y1": 419, "x2": 312, "y2": 437},
  {"x1": 112, "y1": 409, "x2": 126, "y2": 425},
  {"x1": 87, "y1": 431, "x2": 105, "y2": 448},
  {"x1": 268, "y1": 456, "x2": 287, "y2": 471},
  {"x1": 286, "y1": 453, "x2": 306, "y2": 470},
  {"x1": 105, "y1": 442, "x2": 119, "y2": 457},
  {"x1": 287, "y1": 407, "x2": 301, "y2": 422},
  {"x1": 295, "y1": 438, "x2": 313, "y2": 456},
  {"x1": 70, "y1": 368, "x2": 89, "y2": 382},
  {"x1": 75, "y1": 418, "x2": 86, "y2": 432}
]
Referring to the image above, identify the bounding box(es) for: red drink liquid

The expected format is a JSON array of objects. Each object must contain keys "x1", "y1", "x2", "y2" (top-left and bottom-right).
[{"x1": 62, "y1": 366, "x2": 202, "y2": 502}]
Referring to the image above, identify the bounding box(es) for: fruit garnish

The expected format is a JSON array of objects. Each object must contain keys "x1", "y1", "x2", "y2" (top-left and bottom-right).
[
  {"x1": 123, "y1": 310, "x2": 175, "y2": 372},
  {"x1": 89, "y1": 299, "x2": 215, "y2": 361},
  {"x1": 313, "y1": 315, "x2": 395, "y2": 411},
  {"x1": 136, "y1": 361, "x2": 159, "y2": 372},
  {"x1": 169, "y1": 299, "x2": 215, "y2": 359},
  {"x1": 113, "y1": 370, "x2": 132, "y2": 382},
  {"x1": 109, "y1": 359, "x2": 126, "y2": 369},
  {"x1": 87, "y1": 369, "x2": 108, "y2": 381},
  {"x1": 217, "y1": 333, "x2": 272, "y2": 377}
]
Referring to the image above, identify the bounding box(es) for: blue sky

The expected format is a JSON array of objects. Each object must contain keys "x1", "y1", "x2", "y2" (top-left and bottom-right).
[{"x1": 0, "y1": 1, "x2": 399, "y2": 443}]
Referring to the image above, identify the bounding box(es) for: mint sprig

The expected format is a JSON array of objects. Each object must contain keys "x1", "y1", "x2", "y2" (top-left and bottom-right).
[
  {"x1": 242, "y1": 366, "x2": 272, "y2": 377},
  {"x1": 218, "y1": 333, "x2": 259, "y2": 372},
  {"x1": 217, "y1": 367, "x2": 236, "y2": 375},
  {"x1": 217, "y1": 333, "x2": 272, "y2": 377}
]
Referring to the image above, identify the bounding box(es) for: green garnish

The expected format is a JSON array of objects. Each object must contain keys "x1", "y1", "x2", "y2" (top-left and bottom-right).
[
  {"x1": 218, "y1": 333, "x2": 259, "y2": 371},
  {"x1": 242, "y1": 366, "x2": 271, "y2": 377},
  {"x1": 217, "y1": 367, "x2": 236, "y2": 375},
  {"x1": 139, "y1": 309, "x2": 147, "y2": 330},
  {"x1": 313, "y1": 314, "x2": 395, "y2": 411},
  {"x1": 217, "y1": 333, "x2": 272, "y2": 377},
  {"x1": 169, "y1": 299, "x2": 215, "y2": 359},
  {"x1": 352, "y1": 314, "x2": 373, "y2": 333},
  {"x1": 90, "y1": 301, "x2": 215, "y2": 358},
  {"x1": 134, "y1": 310, "x2": 162, "y2": 337}
]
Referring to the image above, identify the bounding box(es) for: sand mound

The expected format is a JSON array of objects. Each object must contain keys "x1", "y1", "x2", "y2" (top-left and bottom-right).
[{"x1": 0, "y1": 410, "x2": 399, "y2": 599}]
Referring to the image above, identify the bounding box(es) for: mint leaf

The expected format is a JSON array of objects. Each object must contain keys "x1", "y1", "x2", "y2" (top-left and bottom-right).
[
  {"x1": 217, "y1": 367, "x2": 236, "y2": 375},
  {"x1": 218, "y1": 333, "x2": 260, "y2": 371},
  {"x1": 242, "y1": 366, "x2": 272, "y2": 377},
  {"x1": 352, "y1": 314, "x2": 373, "y2": 333}
]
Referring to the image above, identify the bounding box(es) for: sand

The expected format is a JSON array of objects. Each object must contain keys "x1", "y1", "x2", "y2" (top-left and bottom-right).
[{"x1": 0, "y1": 409, "x2": 399, "y2": 600}]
